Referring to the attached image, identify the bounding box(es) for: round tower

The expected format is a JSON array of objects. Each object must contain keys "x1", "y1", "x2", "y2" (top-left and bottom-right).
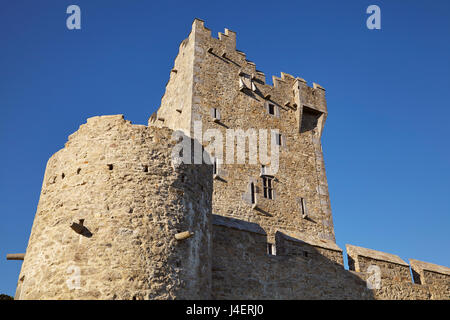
[{"x1": 15, "y1": 115, "x2": 212, "y2": 299}]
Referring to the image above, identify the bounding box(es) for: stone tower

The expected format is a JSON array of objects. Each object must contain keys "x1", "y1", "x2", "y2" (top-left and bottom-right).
[
  {"x1": 13, "y1": 19, "x2": 449, "y2": 301},
  {"x1": 15, "y1": 115, "x2": 212, "y2": 299},
  {"x1": 150, "y1": 19, "x2": 334, "y2": 244}
]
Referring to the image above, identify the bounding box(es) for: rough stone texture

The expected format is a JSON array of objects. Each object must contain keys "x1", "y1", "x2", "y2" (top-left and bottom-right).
[
  {"x1": 149, "y1": 35, "x2": 195, "y2": 135},
  {"x1": 211, "y1": 216, "x2": 372, "y2": 300},
  {"x1": 346, "y1": 244, "x2": 411, "y2": 282},
  {"x1": 15, "y1": 115, "x2": 212, "y2": 300},
  {"x1": 275, "y1": 232, "x2": 343, "y2": 265},
  {"x1": 410, "y1": 259, "x2": 450, "y2": 285},
  {"x1": 150, "y1": 18, "x2": 335, "y2": 243},
  {"x1": 211, "y1": 217, "x2": 450, "y2": 300},
  {"x1": 14, "y1": 19, "x2": 450, "y2": 300}
]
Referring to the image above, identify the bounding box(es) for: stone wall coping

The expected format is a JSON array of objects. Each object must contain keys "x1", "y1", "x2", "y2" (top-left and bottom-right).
[
  {"x1": 409, "y1": 259, "x2": 450, "y2": 276},
  {"x1": 346, "y1": 244, "x2": 409, "y2": 267},
  {"x1": 280, "y1": 231, "x2": 342, "y2": 252},
  {"x1": 212, "y1": 215, "x2": 266, "y2": 235}
]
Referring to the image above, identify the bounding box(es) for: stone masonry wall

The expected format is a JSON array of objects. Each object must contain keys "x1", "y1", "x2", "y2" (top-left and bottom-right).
[
  {"x1": 346, "y1": 244, "x2": 450, "y2": 299},
  {"x1": 212, "y1": 216, "x2": 450, "y2": 300},
  {"x1": 149, "y1": 33, "x2": 195, "y2": 135},
  {"x1": 15, "y1": 115, "x2": 213, "y2": 300},
  {"x1": 12, "y1": 19, "x2": 450, "y2": 301},
  {"x1": 153, "y1": 19, "x2": 336, "y2": 243},
  {"x1": 211, "y1": 215, "x2": 372, "y2": 299}
]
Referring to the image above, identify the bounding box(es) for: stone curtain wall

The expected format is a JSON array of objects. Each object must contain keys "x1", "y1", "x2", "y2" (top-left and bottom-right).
[
  {"x1": 16, "y1": 115, "x2": 213, "y2": 300},
  {"x1": 346, "y1": 245, "x2": 450, "y2": 299},
  {"x1": 211, "y1": 215, "x2": 372, "y2": 300},
  {"x1": 211, "y1": 215, "x2": 450, "y2": 300},
  {"x1": 13, "y1": 19, "x2": 450, "y2": 300}
]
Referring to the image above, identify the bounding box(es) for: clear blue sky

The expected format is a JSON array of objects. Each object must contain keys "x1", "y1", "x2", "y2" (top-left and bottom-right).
[{"x1": 1, "y1": 1, "x2": 449, "y2": 296}]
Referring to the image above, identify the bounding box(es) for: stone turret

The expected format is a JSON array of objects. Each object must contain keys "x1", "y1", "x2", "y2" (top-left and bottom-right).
[
  {"x1": 15, "y1": 115, "x2": 212, "y2": 299},
  {"x1": 11, "y1": 19, "x2": 450, "y2": 301}
]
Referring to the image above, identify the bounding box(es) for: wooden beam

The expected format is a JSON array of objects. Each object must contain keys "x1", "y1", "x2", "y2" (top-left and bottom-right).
[
  {"x1": 175, "y1": 231, "x2": 194, "y2": 240},
  {"x1": 7, "y1": 253, "x2": 25, "y2": 261}
]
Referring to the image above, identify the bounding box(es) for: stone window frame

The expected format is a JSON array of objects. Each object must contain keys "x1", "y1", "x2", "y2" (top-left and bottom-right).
[
  {"x1": 267, "y1": 243, "x2": 276, "y2": 256},
  {"x1": 265, "y1": 101, "x2": 280, "y2": 118},
  {"x1": 210, "y1": 107, "x2": 221, "y2": 122},
  {"x1": 212, "y1": 156, "x2": 222, "y2": 180},
  {"x1": 273, "y1": 132, "x2": 286, "y2": 148},
  {"x1": 262, "y1": 175, "x2": 274, "y2": 200},
  {"x1": 250, "y1": 182, "x2": 256, "y2": 205},
  {"x1": 298, "y1": 197, "x2": 308, "y2": 218}
]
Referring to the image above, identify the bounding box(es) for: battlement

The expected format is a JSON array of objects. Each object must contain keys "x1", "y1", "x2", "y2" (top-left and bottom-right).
[
  {"x1": 347, "y1": 244, "x2": 450, "y2": 288},
  {"x1": 211, "y1": 215, "x2": 450, "y2": 299},
  {"x1": 14, "y1": 19, "x2": 450, "y2": 301},
  {"x1": 189, "y1": 18, "x2": 325, "y2": 97},
  {"x1": 410, "y1": 258, "x2": 450, "y2": 285}
]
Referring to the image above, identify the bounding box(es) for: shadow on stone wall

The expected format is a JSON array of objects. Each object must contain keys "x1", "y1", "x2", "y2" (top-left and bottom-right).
[{"x1": 211, "y1": 216, "x2": 374, "y2": 299}]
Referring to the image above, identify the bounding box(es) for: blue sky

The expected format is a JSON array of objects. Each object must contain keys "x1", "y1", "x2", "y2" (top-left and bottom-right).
[{"x1": 1, "y1": 0, "x2": 449, "y2": 296}]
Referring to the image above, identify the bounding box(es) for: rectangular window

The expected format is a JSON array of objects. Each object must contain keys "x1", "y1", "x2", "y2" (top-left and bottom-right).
[
  {"x1": 210, "y1": 108, "x2": 220, "y2": 122},
  {"x1": 300, "y1": 197, "x2": 307, "y2": 217},
  {"x1": 262, "y1": 176, "x2": 274, "y2": 200},
  {"x1": 267, "y1": 243, "x2": 276, "y2": 255},
  {"x1": 213, "y1": 158, "x2": 218, "y2": 175},
  {"x1": 275, "y1": 133, "x2": 282, "y2": 146},
  {"x1": 250, "y1": 182, "x2": 256, "y2": 204},
  {"x1": 268, "y1": 103, "x2": 275, "y2": 115}
]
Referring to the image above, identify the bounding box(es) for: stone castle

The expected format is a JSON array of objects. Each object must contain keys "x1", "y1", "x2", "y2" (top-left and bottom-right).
[{"x1": 11, "y1": 19, "x2": 449, "y2": 299}]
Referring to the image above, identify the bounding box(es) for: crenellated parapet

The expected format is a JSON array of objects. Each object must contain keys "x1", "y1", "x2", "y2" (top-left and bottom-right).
[
  {"x1": 346, "y1": 244, "x2": 450, "y2": 299},
  {"x1": 154, "y1": 18, "x2": 328, "y2": 136},
  {"x1": 211, "y1": 215, "x2": 449, "y2": 299},
  {"x1": 346, "y1": 244, "x2": 411, "y2": 283},
  {"x1": 13, "y1": 19, "x2": 449, "y2": 301},
  {"x1": 410, "y1": 259, "x2": 450, "y2": 285}
]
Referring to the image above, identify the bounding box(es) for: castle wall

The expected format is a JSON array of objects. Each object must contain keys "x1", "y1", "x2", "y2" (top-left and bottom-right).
[
  {"x1": 211, "y1": 215, "x2": 371, "y2": 299},
  {"x1": 157, "y1": 18, "x2": 336, "y2": 242},
  {"x1": 211, "y1": 215, "x2": 450, "y2": 300},
  {"x1": 12, "y1": 19, "x2": 450, "y2": 301},
  {"x1": 15, "y1": 115, "x2": 213, "y2": 300},
  {"x1": 149, "y1": 29, "x2": 196, "y2": 135},
  {"x1": 410, "y1": 259, "x2": 450, "y2": 285},
  {"x1": 346, "y1": 244, "x2": 411, "y2": 283},
  {"x1": 346, "y1": 244, "x2": 450, "y2": 300},
  {"x1": 275, "y1": 231, "x2": 343, "y2": 265}
]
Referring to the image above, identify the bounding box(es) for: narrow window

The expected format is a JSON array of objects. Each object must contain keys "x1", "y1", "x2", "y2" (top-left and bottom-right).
[
  {"x1": 250, "y1": 182, "x2": 256, "y2": 204},
  {"x1": 262, "y1": 176, "x2": 274, "y2": 200},
  {"x1": 267, "y1": 243, "x2": 276, "y2": 255},
  {"x1": 276, "y1": 133, "x2": 282, "y2": 146},
  {"x1": 213, "y1": 158, "x2": 217, "y2": 175},
  {"x1": 268, "y1": 103, "x2": 275, "y2": 115},
  {"x1": 211, "y1": 108, "x2": 220, "y2": 122},
  {"x1": 300, "y1": 197, "x2": 307, "y2": 218}
]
